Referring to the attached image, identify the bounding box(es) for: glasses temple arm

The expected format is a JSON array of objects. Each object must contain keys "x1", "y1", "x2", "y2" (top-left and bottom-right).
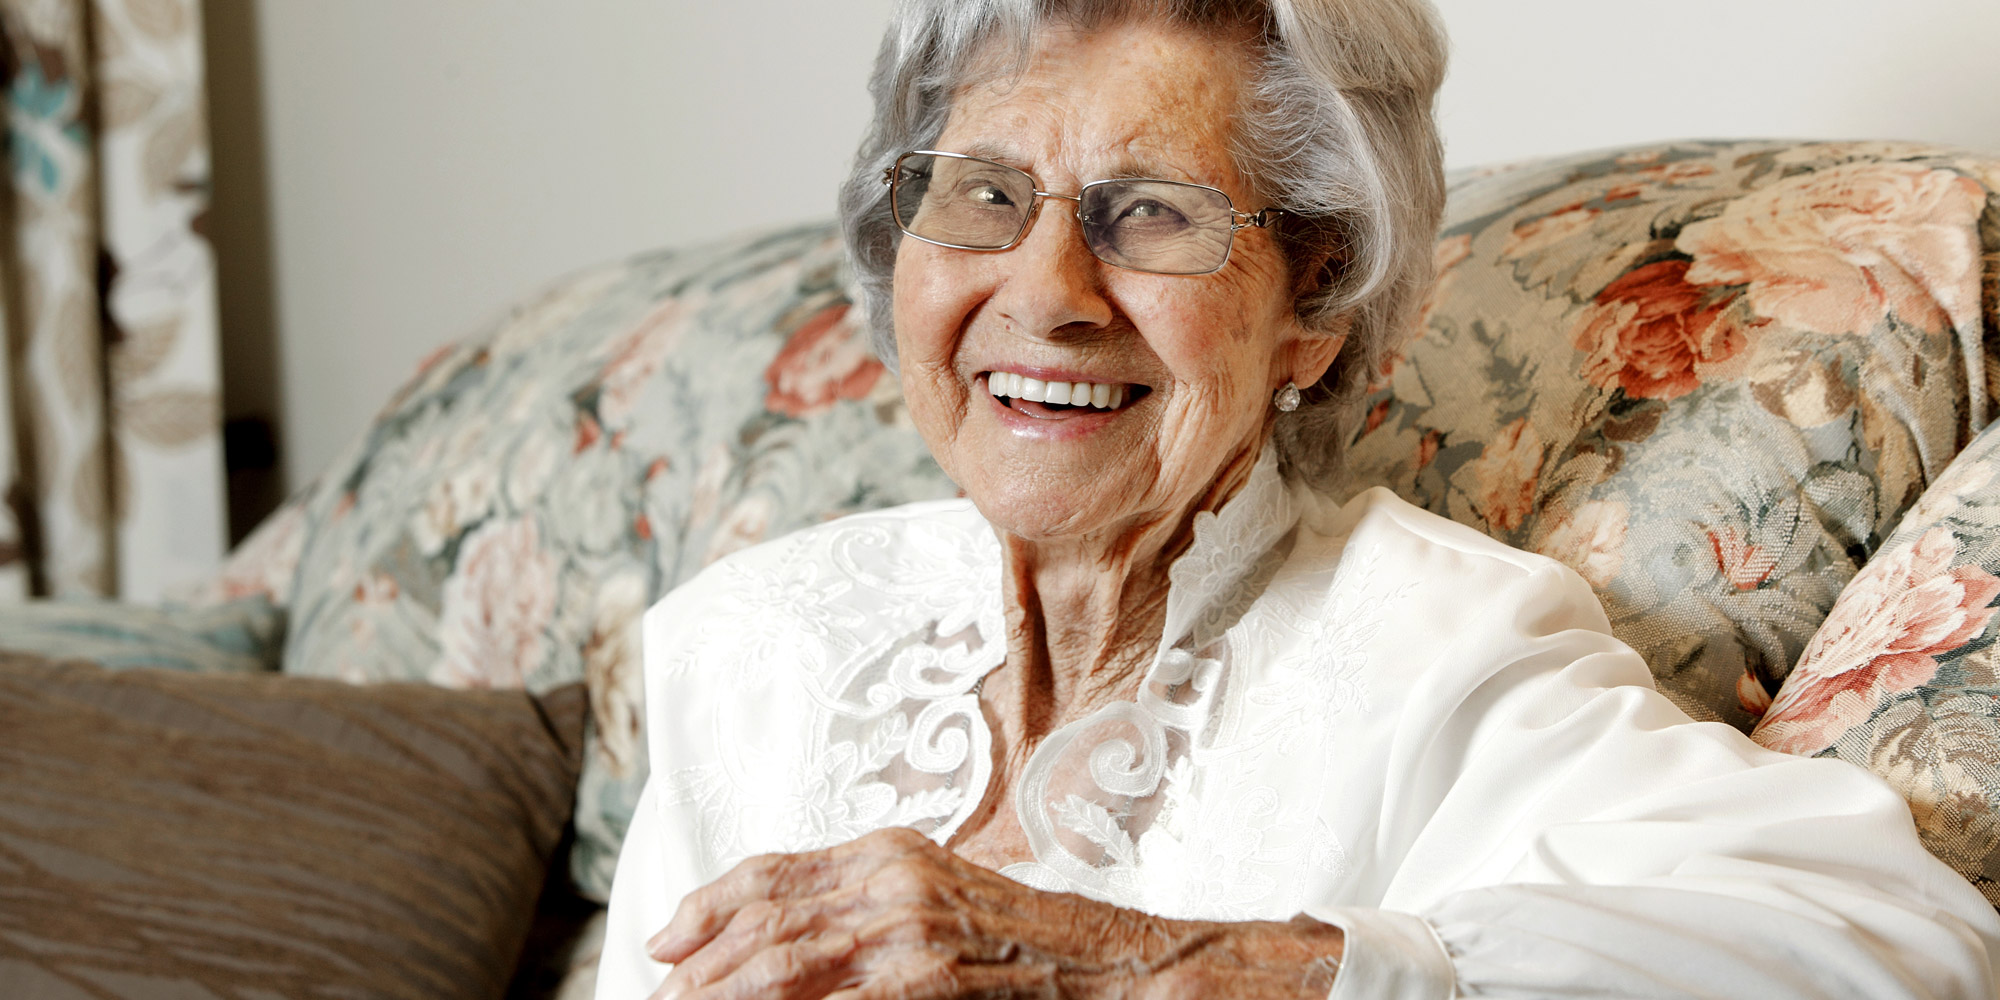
[{"x1": 1231, "y1": 208, "x2": 1283, "y2": 231}]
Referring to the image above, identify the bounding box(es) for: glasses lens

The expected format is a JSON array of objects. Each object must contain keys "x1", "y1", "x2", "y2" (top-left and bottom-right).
[
  {"x1": 1078, "y1": 180, "x2": 1235, "y2": 274},
  {"x1": 891, "y1": 153, "x2": 1036, "y2": 250}
]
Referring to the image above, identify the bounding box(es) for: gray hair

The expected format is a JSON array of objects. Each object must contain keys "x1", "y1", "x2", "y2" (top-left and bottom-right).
[{"x1": 838, "y1": 0, "x2": 1448, "y2": 491}]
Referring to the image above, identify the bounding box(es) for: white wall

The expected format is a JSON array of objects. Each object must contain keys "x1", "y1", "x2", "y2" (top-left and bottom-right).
[
  {"x1": 1434, "y1": 0, "x2": 2000, "y2": 168},
  {"x1": 232, "y1": 0, "x2": 897, "y2": 488},
  {"x1": 216, "y1": 0, "x2": 2000, "y2": 493}
]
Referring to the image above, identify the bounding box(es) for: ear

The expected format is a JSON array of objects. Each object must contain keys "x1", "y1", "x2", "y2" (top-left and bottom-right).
[{"x1": 1275, "y1": 313, "x2": 1350, "y2": 391}]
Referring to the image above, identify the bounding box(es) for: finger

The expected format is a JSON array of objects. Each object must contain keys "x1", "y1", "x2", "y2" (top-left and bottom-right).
[
  {"x1": 660, "y1": 899, "x2": 823, "y2": 996},
  {"x1": 664, "y1": 934, "x2": 859, "y2": 1000},
  {"x1": 821, "y1": 953, "x2": 1021, "y2": 1000},
  {"x1": 667, "y1": 879, "x2": 979, "y2": 995},
  {"x1": 650, "y1": 851, "x2": 814, "y2": 962},
  {"x1": 653, "y1": 831, "x2": 945, "y2": 962}
]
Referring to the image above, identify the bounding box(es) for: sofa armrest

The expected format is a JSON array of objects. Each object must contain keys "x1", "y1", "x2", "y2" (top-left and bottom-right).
[
  {"x1": 0, "y1": 595, "x2": 285, "y2": 673},
  {"x1": 1754, "y1": 417, "x2": 2000, "y2": 907}
]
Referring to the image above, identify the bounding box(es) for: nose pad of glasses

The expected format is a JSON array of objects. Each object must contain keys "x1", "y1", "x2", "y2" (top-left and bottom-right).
[
  {"x1": 1021, "y1": 192, "x2": 1094, "y2": 260},
  {"x1": 1070, "y1": 207, "x2": 1123, "y2": 269}
]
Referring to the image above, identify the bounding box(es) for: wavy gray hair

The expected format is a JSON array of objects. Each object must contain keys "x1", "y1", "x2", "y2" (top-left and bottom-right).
[{"x1": 838, "y1": 0, "x2": 1447, "y2": 490}]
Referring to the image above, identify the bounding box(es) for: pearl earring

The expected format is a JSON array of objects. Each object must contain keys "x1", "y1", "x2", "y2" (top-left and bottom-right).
[{"x1": 1273, "y1": 381, "x2": 1301, "y2": 413}]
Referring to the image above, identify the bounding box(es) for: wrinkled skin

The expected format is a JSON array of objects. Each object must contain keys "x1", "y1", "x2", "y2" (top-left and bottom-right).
[
  {"x1": 649, "y1": 829, "x2": 1345, "y2": 1000},
  {"x1": 649, "y1": 17, "x2": 1348, "y2": 1000}
]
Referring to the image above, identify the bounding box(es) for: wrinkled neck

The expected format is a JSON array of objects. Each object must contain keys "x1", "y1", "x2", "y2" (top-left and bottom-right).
[{"x1": 988, "y1": 443, "x2": 1265, "y2": 739}]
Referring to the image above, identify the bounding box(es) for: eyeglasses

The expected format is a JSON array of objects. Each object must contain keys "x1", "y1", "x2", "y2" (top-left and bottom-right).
[{"x1": 881, "y1": 150, "x2": 1282, "y2": 276}]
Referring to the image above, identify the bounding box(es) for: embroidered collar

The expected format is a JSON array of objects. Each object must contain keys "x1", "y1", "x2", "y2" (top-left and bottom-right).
[
  {"x1": 960, "y1": 442, "x2": 1298, "y2": 692},
  {"x1": 1157, "y1": 444, "x2": 1298, "y2": 665}
]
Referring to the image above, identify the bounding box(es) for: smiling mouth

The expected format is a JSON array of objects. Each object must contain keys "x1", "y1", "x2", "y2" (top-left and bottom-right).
[{"x1": 984, "y1": 372, "x2": 1150, "y2": 415}]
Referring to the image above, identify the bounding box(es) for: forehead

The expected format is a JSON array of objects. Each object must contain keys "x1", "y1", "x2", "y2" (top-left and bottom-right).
[{"x1": 937, "y1": 19, "x2": 1252, "y2": 189}]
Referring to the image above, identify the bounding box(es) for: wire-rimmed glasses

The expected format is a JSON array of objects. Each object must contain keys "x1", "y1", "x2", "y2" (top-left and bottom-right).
[{"x1": 882, "y1": 150, "x2": 1282, "y2": 276}]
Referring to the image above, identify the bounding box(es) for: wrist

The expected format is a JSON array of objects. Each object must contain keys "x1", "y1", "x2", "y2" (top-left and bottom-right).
[{"x1": 1132, "y1": 917, "x2": 1345, "y2": 1000}]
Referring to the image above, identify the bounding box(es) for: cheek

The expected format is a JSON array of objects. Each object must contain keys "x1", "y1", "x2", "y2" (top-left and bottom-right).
[
  {"x1": 1140, "y1": 286, "x2": 1278, "y2": 403},
  {"x1": 892, "y1": 251, "x2": 983, "y2": 453},
  {"x1": 898, "y1": 364, "x2": 959, "y2": 455},
  {"x1": 892, "y1": 248, "x2": 982, "y2": 368}
]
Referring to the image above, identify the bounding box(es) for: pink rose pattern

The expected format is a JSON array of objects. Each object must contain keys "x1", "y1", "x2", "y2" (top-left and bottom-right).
[
  {"x1": 1470, "y1": 417, "x2": 1544, "y2": 532},
  {"x1": 432, "y1": 516, "x2": 560, "y2": 690},
  {"x1": 1752, "y1": 419, "x2": 2000, "y2": 904},
  {"x1": 1572, "y1": 259, "x2": 1746, "y2": 401},
  {"x1": 1755, "y1": 527, "x2": 2000, "y2": 755},
  {"x1": 163, "y1": 142, "x2": 1998, "y2": 902},
  {"x1": 763, "y1": 302, "x2": 885, "y2": 418},
  {"x1": 1348, "y1": 140, "x2": 1996, "y2": 740},
  {"x1": 1534, "y1": 499, "x2": 1628, "y2": 589},
  {"x1": 1678, "y1": 162, "x2": 1986, "y2": 338},
  {"x1": 595, "y1": 297, "x2": 690, "y2": 429}
]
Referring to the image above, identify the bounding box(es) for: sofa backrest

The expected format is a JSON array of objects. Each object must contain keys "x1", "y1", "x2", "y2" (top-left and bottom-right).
[
  {"x1": 1348, "y1": 140, "x2": 2000, "y2": 731},
  {"x1": 197, "y1": 140, "x2": 2000, "y2": 900}
]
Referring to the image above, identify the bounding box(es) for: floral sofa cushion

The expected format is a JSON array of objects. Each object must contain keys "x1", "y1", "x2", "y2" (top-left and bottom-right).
[
  {"x1": 1754, "y1": 418, "x2": 2000, "y2": 905},
  {"x1": 1349, "y1": 140, "x2": 2000, "y2": 731},
  {"x1": 198, "y1": 140, "x2": 2000, "y2": 903}
]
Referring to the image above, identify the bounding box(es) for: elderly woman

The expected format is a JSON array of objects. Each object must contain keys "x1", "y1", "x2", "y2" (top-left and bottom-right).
[{"x1": 598, "y1": 1, "x2": 2000, "y2": 997}]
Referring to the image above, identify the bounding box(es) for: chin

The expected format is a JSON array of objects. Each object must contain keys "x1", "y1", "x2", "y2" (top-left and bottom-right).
[{"x1": 963, "y1": 483, "x2": 1134, "y2": 545}]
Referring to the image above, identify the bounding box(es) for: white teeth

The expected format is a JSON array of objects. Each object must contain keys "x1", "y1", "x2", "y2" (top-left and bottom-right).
[{"x1": 985, "y1": 372, "x2": 1134, "y2": 410}]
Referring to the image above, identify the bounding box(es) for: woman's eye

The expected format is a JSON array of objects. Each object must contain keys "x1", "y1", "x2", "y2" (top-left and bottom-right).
[
  {"x1": 1116, "y1": 199, "x2": 1186, "y2": 226},
  {"x1": 967, "y1": 184, "x2": 1014, "y2": 206}
]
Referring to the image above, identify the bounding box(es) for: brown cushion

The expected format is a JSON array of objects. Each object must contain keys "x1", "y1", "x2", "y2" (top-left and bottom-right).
[{"x1": 0, "y1": 652, "x2": 587, "y2": 1000}]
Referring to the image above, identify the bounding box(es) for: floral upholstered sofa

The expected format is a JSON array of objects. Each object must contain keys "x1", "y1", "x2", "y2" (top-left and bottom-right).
[{"x1": 5, "y1": 139, "x2": 2000, "y2": 999}]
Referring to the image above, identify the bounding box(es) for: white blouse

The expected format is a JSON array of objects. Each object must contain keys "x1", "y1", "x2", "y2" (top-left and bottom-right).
[{"x1": 598, "y1": 449, "x2": 2000, "y2": 999}]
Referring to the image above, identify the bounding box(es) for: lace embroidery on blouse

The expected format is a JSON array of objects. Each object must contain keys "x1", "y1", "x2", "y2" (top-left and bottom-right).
[
  {"x1": 658, "y1": 512, "x2": 1006, "y2": 869},
  {"x1": 659, "y1": 446, "x2": 1395, "y2": 920}
]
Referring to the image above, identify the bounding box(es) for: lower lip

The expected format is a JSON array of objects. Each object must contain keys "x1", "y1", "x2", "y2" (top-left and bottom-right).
[{"x1": 983, "y1": 378, "x2": 1133, "y2": 441}]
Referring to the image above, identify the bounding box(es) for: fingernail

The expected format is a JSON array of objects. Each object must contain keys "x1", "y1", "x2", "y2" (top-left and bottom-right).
[{"x1": 646, "y1": 929, "x2": 674, "y2": 959}]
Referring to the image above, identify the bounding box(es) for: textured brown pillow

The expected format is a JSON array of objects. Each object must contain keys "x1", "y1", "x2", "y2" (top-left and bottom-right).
[{"x1": 0, "y1": 653, "x2": 587, "y2": 1000}]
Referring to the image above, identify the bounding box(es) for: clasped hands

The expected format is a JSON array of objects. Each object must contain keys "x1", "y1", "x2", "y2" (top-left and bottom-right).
[{"x1": 645, "y1": 827, "x2": 1345, "y2": 1000}]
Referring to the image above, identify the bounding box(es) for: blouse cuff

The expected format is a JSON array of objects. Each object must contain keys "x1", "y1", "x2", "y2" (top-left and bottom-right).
[{"x1": 1302, "y1": 905, "x2": 1457, "y2": 1000}]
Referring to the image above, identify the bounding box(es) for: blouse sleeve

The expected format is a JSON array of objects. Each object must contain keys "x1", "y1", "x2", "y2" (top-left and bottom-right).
[
  {"x1": 1302, "y1": 559, "x2": 2000, "y2": 999},
  {"x1": 595, "y1": 596, "x2": 722, "y2": 1000},
  {"x1": 596, "y1": 777, "x2": 672, "y2": 999}
]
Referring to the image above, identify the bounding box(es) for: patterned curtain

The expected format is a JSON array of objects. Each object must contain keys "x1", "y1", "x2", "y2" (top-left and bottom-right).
[{"x1": 0, "y1": 0, "x2": 224, "y2": 601}]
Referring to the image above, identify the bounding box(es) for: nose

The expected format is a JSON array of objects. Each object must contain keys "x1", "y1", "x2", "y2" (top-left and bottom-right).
[{"x1": 990, "y1": 195, "x2": 1113, "y2": 340}]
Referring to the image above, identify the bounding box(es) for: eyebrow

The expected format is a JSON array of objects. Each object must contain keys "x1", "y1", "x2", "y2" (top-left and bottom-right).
[
  {"x1": 943, "y1": 141, "x2": 1205, "y2": 187},
  {"x1": 954, "y1": 140, "x2": 1027, "y2": 168}
]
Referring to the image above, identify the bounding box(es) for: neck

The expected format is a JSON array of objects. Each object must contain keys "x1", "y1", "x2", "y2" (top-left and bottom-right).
[{"x1": 987, "y1": 443, "x2": 1264, "y2": 742}]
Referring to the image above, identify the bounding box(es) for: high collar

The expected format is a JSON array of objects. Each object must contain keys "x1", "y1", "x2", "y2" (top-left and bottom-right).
[
  {"x1": 964, "y1": 443, "x2": 1301, "y2": 702},
  {"x1": 1154, "y1": 443, "x2": 1298, "y2": 665}
]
